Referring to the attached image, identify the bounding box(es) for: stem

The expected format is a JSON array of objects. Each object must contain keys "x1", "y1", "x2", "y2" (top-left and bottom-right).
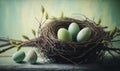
[
  {"x1": 0, "y1": 38, "x2": 9, "y2": 42},
  {"x1": 41, "y1": 19, "x2": 47, "y2": 25},
  {"x1": 0, "y1": 38, "x2": 22, "y2": 43},
  {"x1": 0, "y1": 46, "x2": 15, "y2": 54},
  {"x1": 108, "y1": 50, "x2": 116, "y2": 61},
  {"x1": 0, "y1": 42, "x2": 10, "y2": 47},
  {"x1": 21, "y1": 39, "x2": 37, "y2": 47},
  {"x1": 102, "y1": 47, "x2": 120, "y2": 51},
  {"x1": 40, "y1": 13, "x2": 44, "y2": 26},
  {"x1": 111, "y1": 40, "x2": 120, "y2": 42},
  {"x1": 102, "y1": 26, "x2": 108, "y2": 29},
  {"x1": 113, "y1": 33, "x2": 120, "y2": 38},
  {"x1": 0, "y1": 38, "x2": 38, "y2": 53},
  {"x1": 117, "y1": 29, "x2": 120, "y2": 32}
]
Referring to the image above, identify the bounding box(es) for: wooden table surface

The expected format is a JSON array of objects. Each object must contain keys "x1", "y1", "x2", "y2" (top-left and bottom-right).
[{"x1": 0, "y1": 56, "x2": 120, "y2": 71}]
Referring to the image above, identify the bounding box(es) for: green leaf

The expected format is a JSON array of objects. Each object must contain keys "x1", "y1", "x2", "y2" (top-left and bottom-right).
[
  {"x1": 10, "y1": 40, "x2": 16, "y2": 45},
  {"x1": 61, "y1": 11, "x2": 64, "y2": 18},
  {"x1": 109, "y1": 26, "x2": 117, "y2": 37},
  {"x1": 96, "y1": 18, "x2": 101, "y2": 26},
  {"x1": 17, "y1": 45, "x2": 22, "y2": 51},
  {"x1": 45, "y1": 12, "x2": 49, "y2": 19},
  {"x1": 22, "y1": 35, "x2": 30, "y2": 40},
  {"x1": 102, "y1": 40, "x2": 109, "y2": 44},
  {"x1": 15, "y1": 42, "x2": 21, "y2": 45},
  {"x1": 50, "y1": 16, "x2": 57, "y2": 20},
  {"x1": 10, "y1": 40, "x2": 20, "y2": 46},
  {"x1": 41, "y1": 5, "x2": 45, "y2": 14},
  {"x1": 31, "y1": 29, "x2": 36, "y2": 36}
]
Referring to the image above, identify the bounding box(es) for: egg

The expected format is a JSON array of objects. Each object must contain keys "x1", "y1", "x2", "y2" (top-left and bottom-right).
[
  {"x1": 57, "y1": 28, "x2": 72, "y2": 42},
  {"x1": 77, "y1": 27, "x2": 91, "y2": 42},
  {"x1": 12, "y1": 51, "x2": 25, "y2": 63},
  {"x1": 68, "y1": 22, "x2": 80, "y2": 40},
  {"x1": 26, "y1": 50, "x2": 37, "y2": 64}
]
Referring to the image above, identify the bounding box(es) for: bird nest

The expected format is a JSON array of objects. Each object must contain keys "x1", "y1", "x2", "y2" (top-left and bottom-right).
[
  {"x1": 0, "y1": 6, "x2": 120, "y2": 64},
  {"x1": 37, "y1": 17, "x2": 109, "y2": 64}
]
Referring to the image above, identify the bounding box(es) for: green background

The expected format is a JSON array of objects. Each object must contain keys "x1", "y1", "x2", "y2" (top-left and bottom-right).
[{"x1": 0, "y1": 0, "x2": 120, "y2": 56}]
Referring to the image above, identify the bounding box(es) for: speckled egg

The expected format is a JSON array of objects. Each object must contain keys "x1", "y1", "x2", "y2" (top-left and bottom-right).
[
  {"x1": 26, "y1": 50, "x2": 37, "y2": 64},
  {"x1": 68, "y1": 22, "x2": 80, "y2": 40},
  {"x1": 77, "y1": 27, "x2": 91, "y2": 42},
  {"x1": 12, "y1": 51, "x2": 25, "y2": 63},
  {"x1": 57, "y1": 28, "x2": 72, "y2": 42}
]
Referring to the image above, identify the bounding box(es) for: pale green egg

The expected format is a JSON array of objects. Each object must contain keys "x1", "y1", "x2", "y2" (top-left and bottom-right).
[
  {"x1": 26, "y1": 50, "x2": 37, "y2": 64},
  {"x1": 68, "y1": 22, "x2": 80, "y2": 40},
  {"x1": 57, "y1": 28, "x2": 72, "y2": 42},
  {"x1": 77, "y1": 27, "x2": 91, "y2": 42},
  {"x1": 12, "y1": 51, "x2": 25, "y2": 63}
]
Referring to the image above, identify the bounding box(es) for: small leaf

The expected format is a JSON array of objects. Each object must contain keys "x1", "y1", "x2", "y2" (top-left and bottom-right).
[
  {"x1": 10, "y1": 40, "x2": 20, "y2": 46},
  {"x1": 50, "y1": 16, "x2": 57, "y2": 20},
  {"x1": 61, "y1": 11, "x2": 64, "y2": 18},
  {"x1": 64, "y1": 17, "x2": 69, "y2": 19},
  {"x1": 96, "y1": 18, "x2": 101, "y2": 26},
  {"x1": 10, "y1": 40, "x2": 16, "y2": 45},
  {"x1": 17, "y1": 45, "x2": 22, "y2": 51},
  {"x1": 109, "y1": 26, "x2": 117, "y2": 37},
  {"x1": 102, "y1": 40, "x2": 109, "y2": 44},
  {"x1": 45, "y1": 12, "x2": 49, "y2": 19},
  {"x1": 41, "y1": 5, "x2": 45, "y2": 14},
  {"x1": 15, "y1": 42, "x2": 21, "y2": 45},
  {"x1": 32, "y1": 29, "x2": 36, "y2": 36},
  {"x1": 22, "y1": 35, "x2": 30, "y2": 40}
]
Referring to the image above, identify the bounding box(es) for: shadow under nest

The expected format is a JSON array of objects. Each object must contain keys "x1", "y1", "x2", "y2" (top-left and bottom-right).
[{"x1": 37, "y1": 18, "x2": 115, "y2": 64}]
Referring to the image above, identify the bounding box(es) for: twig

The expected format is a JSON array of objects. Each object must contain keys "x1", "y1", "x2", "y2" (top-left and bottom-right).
[
  {"x1": 111, "y1": 40, "x2": 120, "y2": 42},
  {"x1": 102, "y1": 47, "x2": 120, "y2": 51},
  {"x1": 113, "y1": 33, "x2": 120, "y2": 38},
  {"x1": 0, "y1": 38, "x2": 22, "y2": 42},
  {"x1": 117, "y1": 29, "x2": 120, "y2": 32},
  {"x1": 0, "y1": 46, "x2": 15, "y2": 54},
  {"x1": 102, "y1": 26, "x2": 108, "y2": 29},
  {"x1": 74, "y1": 39, "x2": 101, "y2": 59},
  {"x1": 114, "y1": 50, "x2": 120, "y2": 54},
  {"x1": 0, "y1": 42, "x2": 10, "y2": 47},
  {"x1": 41, "y1": 19, "x2": 47, "y2": 25},
  {"x1": 58, "y1": 54, "x2": 77, "y2": 65},
  {"x1": 0, "y1": 37, "x2": 38, "y2": 53},
  {"x1": 35, "y1": 17, "x2": 41, "y2": 37},
  {"x1": 108, "y1": 50, "x2": 116, "y2": 58},
  {"x1": 0, "y1": 38, "x2": 10, "y2": 42},
  {"x1": 107, "y1": 50, "x2": 118, "y2": 64}
]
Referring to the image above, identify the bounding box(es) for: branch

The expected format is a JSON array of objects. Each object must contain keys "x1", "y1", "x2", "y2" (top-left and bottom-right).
[
  {"x1": 117, "y1": 29, "x2": 120, "y2": 32},
  {"x1": 102, "y1": 47, "x2": 120, "y2": 51},
  {"x1": 111, "y1": 40, "x2": 120, "y2": 42},
  {"x1": 0, "y1": 42, "x2": 10, "y2": 47},
  {"x1": 0, "y1": 37, "x2": 22, "y2": 42},
  {"x1": 101, "y1": 26, "x2": 108, "y2": 29},
  {"x1": 0, "y1": 37, "x2": 38, "y2": 54},
  {"x1": 0, "y1": 46, "x2": 15, "y2": 54},
  {"x1": 0, "y1": 38, "x2": 22, "y2": 49},
  {"x1": 0, "y1": 38, "x2": 10, "y2": 42},
  {"x1": 113, "y1": 33, "x2": 120, "y2": 38}
]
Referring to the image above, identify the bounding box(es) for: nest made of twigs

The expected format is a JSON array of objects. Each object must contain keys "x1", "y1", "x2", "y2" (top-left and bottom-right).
[{"x1": 37, "y1": 17, "x2": 108, "y2": 64}]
